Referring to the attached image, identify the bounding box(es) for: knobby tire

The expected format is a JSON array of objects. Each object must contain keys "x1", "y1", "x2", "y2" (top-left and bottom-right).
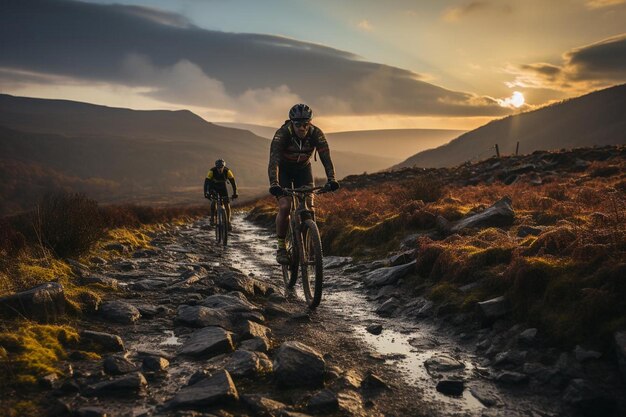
[
  {"x1": 299, "y1": 219, "x2": 323, "y2": 309},
  {"x1": 282, "y1": 216, "x2": 298, "y2": 288}
]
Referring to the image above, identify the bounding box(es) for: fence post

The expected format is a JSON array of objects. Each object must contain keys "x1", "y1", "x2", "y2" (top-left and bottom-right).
[
  {"x1": 515, "y1": 141, "x2": 520, "y2": 156},
  {"x1": 495, "y1": 144, "x2": 500, "y2": 158}
]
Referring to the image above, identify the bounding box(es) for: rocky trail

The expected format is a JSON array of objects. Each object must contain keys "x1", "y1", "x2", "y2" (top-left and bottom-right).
[{"x1": 32, "y1": 213, "x2": 624, "y2": 417}]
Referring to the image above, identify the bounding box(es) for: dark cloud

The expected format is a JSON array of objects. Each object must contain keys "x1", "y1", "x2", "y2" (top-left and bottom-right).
[
  {"x1": 510, "y1": 34, "x2": 626, "y2": 91},
  {"x1": 0, "y1": 0, "x2": 508, "y2": 117},
  {"x1": 565, "y1": 34, "x2": 626, "y2": 81}
]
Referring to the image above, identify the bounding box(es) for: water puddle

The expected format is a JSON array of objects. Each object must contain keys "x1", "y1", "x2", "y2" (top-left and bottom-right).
[
  {"x1": 227, "y1": 214, "x2": 485, "y2": 414},
  {"x1": 160, "y1": 330, "x2": 181, "y2": 346}
]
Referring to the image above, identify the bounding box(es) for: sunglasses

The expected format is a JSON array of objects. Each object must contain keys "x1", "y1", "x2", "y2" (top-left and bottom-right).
[{"x1": 293, "y1": 121, "x2": 310, "y2": 129}]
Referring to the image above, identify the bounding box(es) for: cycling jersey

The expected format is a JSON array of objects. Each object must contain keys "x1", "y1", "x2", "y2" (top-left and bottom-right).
[
  {"x1": 268, "y1": 121, "x2": 335, "y2": 186},
  {"x1": 204, "y1": 167, "x2": 237, "y2": 196}
]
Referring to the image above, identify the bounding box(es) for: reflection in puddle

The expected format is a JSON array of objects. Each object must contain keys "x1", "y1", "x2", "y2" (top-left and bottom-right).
[{"x1": 160, "y1": 330, "x2": 181, "y2": 346}]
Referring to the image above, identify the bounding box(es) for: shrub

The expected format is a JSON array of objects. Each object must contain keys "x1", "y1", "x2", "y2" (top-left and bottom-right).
[
  {"x1": 399, "y1": 176, "x2": 444, "y2": 202},
  {"x1": 32, "y1": 193, "x2": 105, "y2": 258}
]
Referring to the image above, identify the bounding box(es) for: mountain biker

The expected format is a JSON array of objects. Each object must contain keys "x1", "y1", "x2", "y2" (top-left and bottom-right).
[
  {"x1": 204, "y1": 159, "x2": 238, "y2": 230},
  {"x1": 268, "y1": 104, "x2": 339, "y2": 264}
]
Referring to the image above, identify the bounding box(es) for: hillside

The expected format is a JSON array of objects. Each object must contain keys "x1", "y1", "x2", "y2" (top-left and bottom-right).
[
  {"x1": 395, "y1": 84, "x2": 626, "y2": 169},
  {"x1": 0, "y1": 95, "x2": 395, "y2": 215}
]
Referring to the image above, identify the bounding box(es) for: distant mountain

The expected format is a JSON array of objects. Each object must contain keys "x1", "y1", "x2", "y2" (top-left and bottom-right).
[
  {"x1": 395, "y1": 84, "x2": 626, "y2": 169},
  {"x1": 326, "y1": 129, "x2": 465, "y2": 160},
  {"x1": 0, "y1": 95, "x2": 396, "y2": 214},
  {"x1": 215, "y1": 122, "x2": 277, "y2": 139}
]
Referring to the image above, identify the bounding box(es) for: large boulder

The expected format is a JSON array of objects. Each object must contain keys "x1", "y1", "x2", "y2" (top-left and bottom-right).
[
  {"x1": 363, "y1": 261, "x2": 416, "y2": 287},
  {"x1": 439, "y1": 197, "x2": 514, "y2": 234},
  {"x1": 478, "y1": 296, "x2": 509, "y2": 319},
  {"x1": 273, "y1": 341, "x2": 325, "y2": 389},
  {"x1": 84, "y1": 372, "x2": 147, "y2": 396},
  {"x1": 215, "y1": 272, "x2": 255, "y2": 297},
  {"x1": 200, "y1": 293, "x2": 259, "y2": 313},
  {"x1": 179, "y1": 326, "x2": 235, "y2": 358},
  {"x1": 224, "y1": 350, "x2": 273, "y2": 378},
  {"x1": 167, "y1": 370, "x2": 239, "y2": 409},
  {"x1": 0, "y1": 282, "x2": 65, "y2": 322}
]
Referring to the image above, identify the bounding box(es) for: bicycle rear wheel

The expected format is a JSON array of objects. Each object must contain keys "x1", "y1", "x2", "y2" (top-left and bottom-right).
[
  {"x1": 281, "y1": 217, "x2": 298, "y2": 288},
  {"x1": 299, "y1": 219, "x2": 323, "y2": 308},
  {"x1": 219, "y1": 208, "x2": 228, "y2": 246},
  {"x1": 215, "y1": 209, "x2": 221, "y2": 243}
]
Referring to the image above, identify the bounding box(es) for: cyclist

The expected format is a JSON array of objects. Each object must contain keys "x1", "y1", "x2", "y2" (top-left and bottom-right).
[
  {"x1": 268, "y1": 104, "x2": 339, "y2": 264},
  {"x1": 204, "y1": 159, "x2": 238, "y2": 230}
]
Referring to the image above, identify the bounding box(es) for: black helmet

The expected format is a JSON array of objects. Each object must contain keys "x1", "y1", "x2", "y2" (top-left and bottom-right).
[
  {"x1": 289, "y1": 103, "x2": 312, "y2": 121},
  {"x1": 215, "y1": 159, "x2": 225, "y2": 168}
]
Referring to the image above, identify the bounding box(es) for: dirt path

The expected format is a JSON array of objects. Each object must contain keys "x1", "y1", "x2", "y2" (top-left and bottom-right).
[{"x1": 47, "y1": 213, "x2": 573, "y2": 417}]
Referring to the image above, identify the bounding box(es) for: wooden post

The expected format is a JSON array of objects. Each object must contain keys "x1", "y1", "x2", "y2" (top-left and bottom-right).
[
  {"x1": 515, "y1": 141, "x2": 520, "y2": 156},
  {"x1": 495, "y1": 144, "x2": 500, "y2": 158}
]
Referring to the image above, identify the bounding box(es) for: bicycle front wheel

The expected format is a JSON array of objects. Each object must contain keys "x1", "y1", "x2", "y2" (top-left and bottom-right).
[
  {"x1": 215, "y1": 210, "x2": 221, "y2": 243},
  {"x1": 219, "y1": 208, "x2": 228, "y2": 246},
  {"x1": 299, "y1": 219, "x2": 324, "y2": 309},
  {"x1": 282, "y1": 217, "x2": 298, "y2": 288}
]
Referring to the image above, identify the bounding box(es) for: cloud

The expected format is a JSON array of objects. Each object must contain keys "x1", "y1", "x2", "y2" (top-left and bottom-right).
[
  {"x1": 585, "y1": 0, "x2": 626, "y2": 9},
  {"x1": 507, "y1": 33, "x2": 626, "y2": 92},
  {"x1": 0, "y1": 0, "x2": 508, "y2": 119},
  {"x1": 442, "y1": 1, "x2": 512, "y2": 22}
]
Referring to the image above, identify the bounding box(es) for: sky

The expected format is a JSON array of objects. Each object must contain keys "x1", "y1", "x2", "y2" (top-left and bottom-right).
[{"x1": 1, "y1": 0, "x2": 625, "y2": 132}]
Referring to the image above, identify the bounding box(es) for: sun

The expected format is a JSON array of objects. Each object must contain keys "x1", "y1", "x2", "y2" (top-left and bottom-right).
[{"x1": 511, "y1": 91, "x2": 525, "y2": 108}]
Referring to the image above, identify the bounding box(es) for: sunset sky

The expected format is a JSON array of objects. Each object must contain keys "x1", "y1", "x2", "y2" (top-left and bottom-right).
[{"x1": 1, "y1": 0, "x2": 625, "y2": 132}]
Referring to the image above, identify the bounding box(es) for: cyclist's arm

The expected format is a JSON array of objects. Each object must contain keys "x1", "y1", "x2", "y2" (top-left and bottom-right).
[
  {"x1": 268, "y1": 130, "x2": 285, "y2": 185},
  {"x1": 227, "y1": 170, "x2": 237, "y2": 194},
  {"x1": 205, "y1": 171, "x2": 214, "y2": 194},
  {"x1": 315, "y1": 131, "x2": 336, "y2": 181}
]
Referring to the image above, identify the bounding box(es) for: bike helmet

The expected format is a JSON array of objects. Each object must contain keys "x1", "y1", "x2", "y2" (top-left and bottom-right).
[
  {"x1": 215, "y1": 159, "x2": 226, "y2": 168},
  {"x1": 289, "y1": 103, "x2": 313, "y2": 121}
]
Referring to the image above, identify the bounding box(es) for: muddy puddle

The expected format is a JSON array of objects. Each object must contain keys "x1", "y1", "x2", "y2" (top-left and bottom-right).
[{"x1": 226, "y1": 214, "x2": 488, "y2": 415}]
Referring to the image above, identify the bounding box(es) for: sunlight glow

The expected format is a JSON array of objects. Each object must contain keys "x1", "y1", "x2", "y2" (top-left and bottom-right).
[{"x1": 498, "y1": 91, "x2": 525, "y2": 109}]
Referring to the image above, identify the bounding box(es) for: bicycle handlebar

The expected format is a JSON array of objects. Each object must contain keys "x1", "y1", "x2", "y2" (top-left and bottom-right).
[{"x1": 281, "y1": 185, "x2": 330, "y2": 195}]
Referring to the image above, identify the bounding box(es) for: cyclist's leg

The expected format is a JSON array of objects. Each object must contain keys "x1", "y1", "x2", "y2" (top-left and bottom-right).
[
  {"x1": 294, "y1": 165, "x2": 315, "y2": 220},
  {"x1": 210, "y1": 200, "x2": 216, "y2": 225},
  {"x1": 276, "y1": 166, "x2": 294, "y2": 263}
]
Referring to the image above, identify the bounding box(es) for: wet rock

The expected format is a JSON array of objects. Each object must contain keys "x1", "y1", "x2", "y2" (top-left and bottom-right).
[
  {"x1": 75, "y1": 407, "x2": 107, "y2": 417},
  {"x1": 373, "y1": 285, "x2": 398, "y2": 301},
  {"x1": 167, "y1": 370, "x2": 239, "y2": 409},
  {"x1": 90, "y1": 256, "x2": 107, "y2": 265},
  {"x1": 200, "y1": 293, "x2": 259, "y2": 313},
  {"x1": 134, "y1": 303, "x2": 161, "y2": 318},
  {"x1": 494, "y1": 350, "x2": 527, "y2": 366},
  {"x1": 494, "y1": 371, "x2": 528, "y2": 385},
  {"x1": 517, "y1": 328, "x2": 537, "y2": 345},
  {"x1": 424, "y1": 355, "x2": 465, "y2": 374},
  {"x1": 522, "y1": 362, "x2": 560, "y2": 385},
  {"x1": 225, "y1": 350, "x2": 273, "y2": 378},
  {"x1": 615, "y1": 331, "x2": 626, "y2": 380},
  {"x1": 129, "y1": 279, "x2": 168, "y2": 291},
  {"x1": 376, "y1": 298, "x2": 400, "y2": 316},
  {"x1": 84, "y1": 372, "x2": 147, "y2": 396},
  {"x1": 103, "y1": 354, "x2": 137, "y2": 375},
  {"x1": 564, "y1": 379, "x2": 619, "y2": 417},
  {"x1": 436, "y1": 379, "x2": 464, "y2": 396},
  {"x1": 238, "y1": 320, "x2": 272, "y2": 342},
  {"x1": 366, "y1": 324, "x2": 383, "y2": 335},
  {"x1": 38, "y1": 373, "x2": 59, "y2": 389},
  {"x1": 338, "y1": 370, "x2": 362, "y2": 390},
  {"x1": 574, "y1": 345, "x2": 602, "y2": 362},
  {"x1": 100, "y1": 300, "x2": 141, "y2": 324},
  {"x1": 477, "y1": 296, "x2": 509, "y2": 319},
  {"x1": 215, "y1": 271, "x2": 255, "y2": 297},
  {"x1": 179, "y1": 326, "x2": 235, "y2": 358},
  {"x1": 56, "y1": 379, "x2": 81, "y2": 395},
  {"x1": 361, "y1": 371, "x2": 389, "y2": 392},
  {"x1": 176, "y1": 305, "x2": 232, "y2": 329},
  {"x1": 264, "y1": 302, "x2": 292, "y2": 317},
  {"x1": 241, "y1": 394, "x2": 288, "y2": 416},
  {"x1": 143, "y1": 356, "x2": 170, "y2": 372},
  {"x1": 323, "y1": 256, "x2": 353, "y2": 269},
  {"x1": 166, "y1": 273, "x2": 202, "y2": 291},
  {"x1": 469, "y1": 385, "x2": 501, "y2": 407},
  {"x1": 307, "y1": 389, "x2": 339, "y2": 414},
  {"x1": 0, "y1": 282, "x2": 65, "y2": 321},
  {"x1": 363, "y1": 261, "x2": 416, "y2": 287},
  {"x1": 80, "y1": 330, "x2": 124, "y2": 352},
  {"x1": 274, "y1": 341, "x2": 325, "y2": 389},
  {"x1": 105, "y1": 243, "x2": 126, "y2": 253},
  {"x1": 337, "y1": 390, "x2": 366, "y2": 415},
  {"x1": 387, "y1": 251, "x2": 415, "y2": 267},
  {"x1": 239, "y1": 336, "x2": 271, "y2": 353},
  {"x1": 556, "y1": 352, "x2": 585, "y2": 379}
]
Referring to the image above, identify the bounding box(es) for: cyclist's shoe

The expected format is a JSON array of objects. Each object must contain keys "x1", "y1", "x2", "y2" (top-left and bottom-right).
[
  {"x1": 276, "y1": 248, "x2": 290, "y2": 265},
  {"x1": 227, "y1": 224, "x2": 233, "y2": 232},
  {"x1": 209, "y1": 219, "x2": 215, "y2": 227}
]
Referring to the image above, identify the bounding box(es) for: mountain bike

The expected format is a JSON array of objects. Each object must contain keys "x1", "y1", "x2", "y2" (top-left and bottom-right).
[
  {"x1": 281, "y1": 185, "x2": 329, "y2": 309},
  {"x1": 210, "y1": 194, "x2": 229, "y2": 246}
]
